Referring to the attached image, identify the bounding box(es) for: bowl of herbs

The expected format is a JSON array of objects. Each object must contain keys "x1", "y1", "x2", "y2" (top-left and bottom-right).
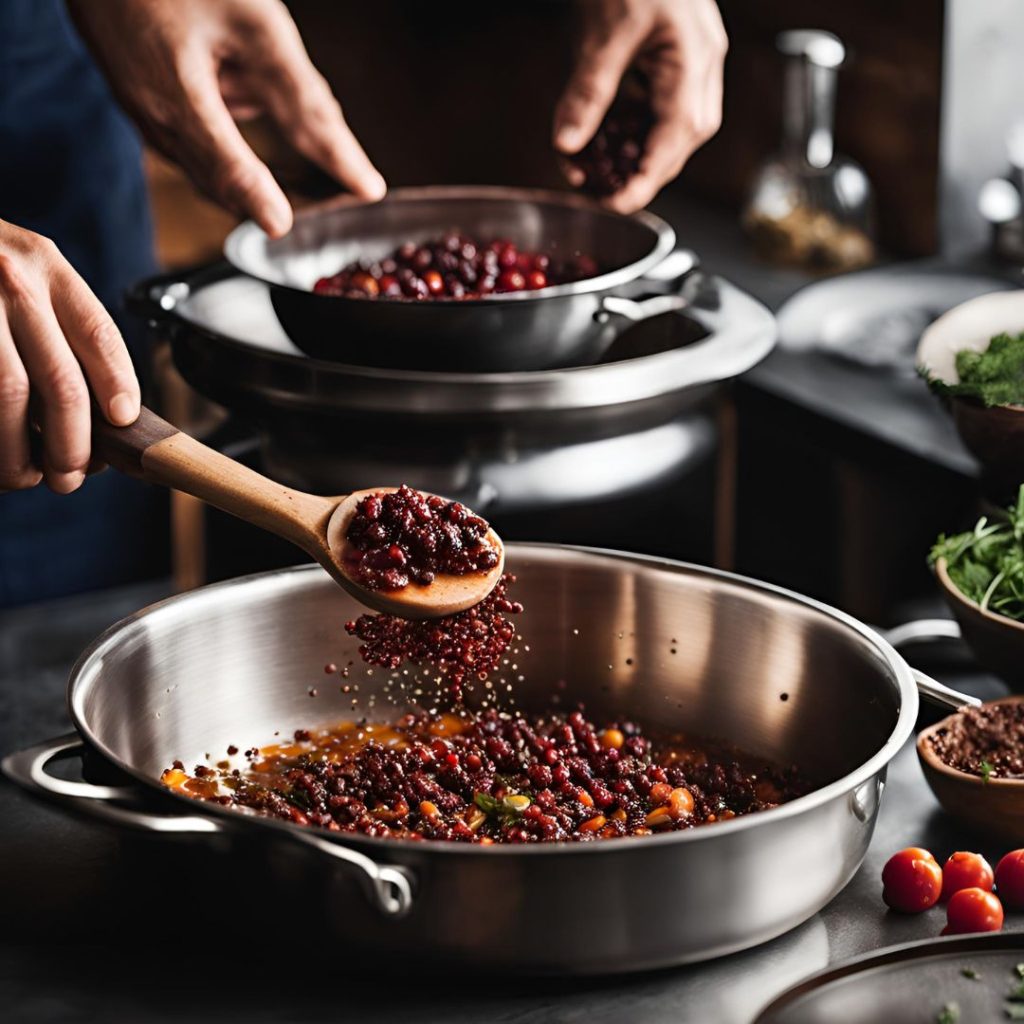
[{"x1": 930, "y1": 485, "x2": 1024, "y2": 689}]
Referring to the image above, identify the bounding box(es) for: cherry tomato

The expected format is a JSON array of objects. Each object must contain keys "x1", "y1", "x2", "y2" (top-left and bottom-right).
[
  {"x1": 882, "y1": 847, "x2": 943, "y2": 913},
  {"x1": 995, "y1": 849, "x2": 1024, "y2": 909},
  {"x1": 941, "y1": 851, "x2": 994, "y2": 901},
  {"x1": 942, "y1": 887, "x2": 1004, "y2": 935}
]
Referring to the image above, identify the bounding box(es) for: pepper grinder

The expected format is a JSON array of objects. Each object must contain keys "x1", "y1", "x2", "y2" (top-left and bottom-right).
[{"x1": 744, "y1": 30, "x2": 875, "y2": 271}]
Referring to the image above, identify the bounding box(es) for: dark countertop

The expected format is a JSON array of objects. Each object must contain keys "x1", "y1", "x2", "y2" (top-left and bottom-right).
[{"x1": 2, "y1": 581, "x2": 1022, "y2": 1024}]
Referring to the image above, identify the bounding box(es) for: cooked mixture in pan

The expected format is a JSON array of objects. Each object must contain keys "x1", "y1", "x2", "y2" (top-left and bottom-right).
[
  {"x1": 162, "y1": 707, "x2": 807, "y2": 843},
  {"x1": 344, "y1": 484, "x2": 499, "y2": 592},
  {"x1": 312, "y1": 232, "x2": 599, "y2": 300}
]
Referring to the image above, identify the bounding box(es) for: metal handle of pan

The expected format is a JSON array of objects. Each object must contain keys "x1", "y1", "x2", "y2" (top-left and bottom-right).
[
  {"x1": 2, "y1": 733, "x2": 414, "y2": 918},
  {"x1": 597, "y1": 248, "x2": 699, "y2": 324},
  {"x1": 881, "y1": 620, "x2": 981, "y2": 712}
]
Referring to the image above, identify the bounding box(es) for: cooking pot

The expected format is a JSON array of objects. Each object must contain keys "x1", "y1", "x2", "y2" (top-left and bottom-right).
[
  {"x1": 223, "y1": 186, "x2": 691, "y2": 371},
  {"x1": 2, "y1": 546, "x2": 971, "y2": 973}
]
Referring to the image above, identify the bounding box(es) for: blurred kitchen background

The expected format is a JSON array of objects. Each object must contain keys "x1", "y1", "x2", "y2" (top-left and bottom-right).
[{"x1": 134, "y1": 0, "x2": 1024, "y2": 627}]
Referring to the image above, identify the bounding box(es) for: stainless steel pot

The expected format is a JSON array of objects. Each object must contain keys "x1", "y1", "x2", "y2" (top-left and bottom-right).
[
  {"x1": 223, "y1": 186, "x2": 690, "y2": 371},
  {"x1": 2, "y1": 546, "x2": 972, "y2": 974}
]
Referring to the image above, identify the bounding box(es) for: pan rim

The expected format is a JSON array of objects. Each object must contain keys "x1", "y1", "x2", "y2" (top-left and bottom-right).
[{"x1": 67, "y1": 544, "x2": 918, "y2": 858}]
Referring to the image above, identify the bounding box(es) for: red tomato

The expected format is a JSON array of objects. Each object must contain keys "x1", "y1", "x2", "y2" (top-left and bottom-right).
[
  {"x1": 995, "y1": 849, "x2": 1024, "y2": 909},
  {"x1": 942, "y1": 887, "x2": 1004, "y2": 935},
  {"x1": 882, "y1": 847, "x2": 943, "y2": 913},
  {"x1": 941, "y1": 851, "x2": 994, "y2": 901}
]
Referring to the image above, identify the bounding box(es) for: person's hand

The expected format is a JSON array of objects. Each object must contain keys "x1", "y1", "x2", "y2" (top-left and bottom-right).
[
  {"x1": 0, "y1": 220, "x2": 140, "y2": 494},
  {"x1": 67, "y1": 0, "x2": 385, "y2": 238},
  {"x1": 554, "y1": 0, "x2": 727, "y2": 212}
]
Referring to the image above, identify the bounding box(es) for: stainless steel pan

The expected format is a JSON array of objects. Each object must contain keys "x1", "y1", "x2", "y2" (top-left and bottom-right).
[
  {"x1": 223, "y1": 186, "x2": 693, "y2": 371},
  {"x1": 3, "y1": 546, "x2": 973, "y2": 974}
]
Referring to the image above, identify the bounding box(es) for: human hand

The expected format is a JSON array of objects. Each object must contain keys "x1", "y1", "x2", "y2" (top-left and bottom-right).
[
  {"x1": 68, "y1": 0, "x2": 385, "y2": 237},
  {"x1": 554, "y1": 0, "x2": 727, "y2": 212},
  {"x1": 0, "y1": 220, "x2": 140, "y2": 494}
]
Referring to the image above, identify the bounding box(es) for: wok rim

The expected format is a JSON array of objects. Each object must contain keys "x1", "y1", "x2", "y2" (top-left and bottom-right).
[
  {"x1": 223, "y1": 185, "x2": 677, "y2": 304},
  {"x1": 66, "y1": 544, "x2": 918, "y2": 858}
]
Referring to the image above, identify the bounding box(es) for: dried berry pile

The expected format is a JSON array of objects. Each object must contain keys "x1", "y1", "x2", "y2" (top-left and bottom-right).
[
  {"x1": 345, "y1": 573, "x2": 523, "y2": 699},
  {"x1": 926, "y1": 701, "x2": 1024, "y2": 780},
  {"x1": 163, "y1": 707, "x2": 806, "y2": 843},
  {"x1": 571, "y1": 97, "x2": 652, "y2": 197},
  {"x1": 345, "y1": 484, "x2": 499, "y2": 592},
  {"x1": 312, "y1": 232, "x2": 599, "y2": 300}
]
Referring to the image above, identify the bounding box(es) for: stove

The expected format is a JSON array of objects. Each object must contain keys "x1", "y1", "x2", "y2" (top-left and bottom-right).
[{"x1": 134, "y1": 260, "x2": 776, "y2": 580}]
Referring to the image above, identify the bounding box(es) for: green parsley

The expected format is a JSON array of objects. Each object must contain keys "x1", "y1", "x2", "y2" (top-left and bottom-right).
[
  {"x1": 961, "y1": 966, "x2": 981, "y2": 980},
  {"x1": 925, "y1": 331, "x2": 1024, "y2": 407},
  {"x1": 937, "y1": 1001, "x2": 960, "y2": 1024},
  {"x1": 930, "y1": 485, "x2": 1024, "y2": 622},
  {"x1": 980, "y1": 760, "x2": 995, "y2": 784},
  {"x1": 474, "y1": 791, "x2": 531, "y2": 827}
]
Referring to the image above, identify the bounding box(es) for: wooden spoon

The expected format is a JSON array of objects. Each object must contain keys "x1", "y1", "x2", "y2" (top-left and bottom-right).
[{"x1": 93, "y1": 407, "x2": 504, "y2": 619}]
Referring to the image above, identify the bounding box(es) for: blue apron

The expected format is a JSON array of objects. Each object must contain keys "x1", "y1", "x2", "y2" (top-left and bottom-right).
[{"x1": 0, "y1": 0, "x2": 164, "y2": 606}]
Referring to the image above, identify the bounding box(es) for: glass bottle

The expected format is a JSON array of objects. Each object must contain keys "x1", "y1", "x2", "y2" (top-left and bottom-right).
[{"x1": 744, "y1": 30, "x2": 875, "y2": 271}]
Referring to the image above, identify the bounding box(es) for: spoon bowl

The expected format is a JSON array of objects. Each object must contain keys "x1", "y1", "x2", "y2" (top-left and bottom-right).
[
  {"x1": 93, "y1": 408, "x2": 504, "y2": 619},
  {"x1": 326, "y1": 487, "x2": 504, "y2": 618}
]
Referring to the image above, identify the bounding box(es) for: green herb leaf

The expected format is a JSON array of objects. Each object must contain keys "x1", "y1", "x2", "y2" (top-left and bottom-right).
[
  {"x1": 1008, "y1": 979, "x2": 1024, "y2": 1002},
  {"x1": 930, "y1": 485, "x2": 1024, "y2": 624},
  {"x1": 923, "y1": 331, "x2": 1024, "y2": 407},
  {"x1": 474, "y1": 790, "x2": 531, "y2": 827},
  {"x1": 474, "y1": 792, "x2": 500, "y2": 815},
  {"x1": 1005, "y1": 1003, "x2": 1024, "y2": 1020},
  {"x1": 1016, "y1": 964, "x2": 1024, "y2": 980},
  {"x1": 961, "y1": 966, "x2": 981, "y2": 980},
  {"x1": 981, "y1": 760, "x2": 995, "y2": 784},
  {"x1": 937, "y1": 1001, "x2": 960, "y2": 1024}
]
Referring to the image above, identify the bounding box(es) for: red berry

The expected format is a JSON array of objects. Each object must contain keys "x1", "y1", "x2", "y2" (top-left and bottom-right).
[
  {"x1": 995, "y1": 849, "x2": 1024, "y2": 908},
  {"x1": 941, "y1": 851, "x2": 994, "y2": 901},
  {"x1": 497, "y1": 270, "x2": 526, "y2": 292},
  {"x1": 423, "y1": 270, "x2": 444, "y2": 295},
  {"x1": 881, "y1": 847, "x2": 943, "y2": 913},
  {"x1": 527, "y1": 270, "x2": 548, "y2": 290},
  {"x1": 942, "y1": 887, "x2": 1003, "y2": 935}
]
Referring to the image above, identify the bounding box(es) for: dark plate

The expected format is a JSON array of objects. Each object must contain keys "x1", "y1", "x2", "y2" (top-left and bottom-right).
[{"x1": 755, "y1": 932, "x2": 1024, "y2": 1023}]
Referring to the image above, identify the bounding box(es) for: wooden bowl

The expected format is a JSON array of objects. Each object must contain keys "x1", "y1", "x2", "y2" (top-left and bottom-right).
[
  {"x1": 936, "y1": 557, "x2": 1024, "y2": 690},
  {"x1": 917, "y1": 695, "x2": 1024, "y2": 839},
  {"x1": 951, "y1": 396, "x2": 1024, "y2": 500}
]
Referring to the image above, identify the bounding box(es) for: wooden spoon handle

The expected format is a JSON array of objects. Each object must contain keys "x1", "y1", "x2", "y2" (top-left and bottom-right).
[{"x1": 93, "y1": 407, "x2": 337, "y2": 552}]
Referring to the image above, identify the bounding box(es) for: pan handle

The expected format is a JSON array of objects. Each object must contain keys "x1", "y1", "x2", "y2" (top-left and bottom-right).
[
  {"x1": 2, "y1": 733, "x2": 414, "y2": 918},
  {"x1": 881, "y1": 619, "x2": 980, "y2": 710}
]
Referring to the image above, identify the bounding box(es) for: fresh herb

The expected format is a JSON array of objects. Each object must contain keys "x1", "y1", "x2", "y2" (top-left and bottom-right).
[
  {"x1": 1009, "y1": 979, "x2": 1024, "y2": 1002},
  {"x1": 924, "y1": 331, "x2": 1024, "y2": 407},
  {"x1": 474, "y1": 791, "x2": 531, "y2": 827},
  {"x1": 1004, "y1": 964, "x2": 1024, "y2": 1018},
  {"x1": 1016, "y1": 964, "x2": 1024, "y2": 979},
  {"x1": 980, "y1": 760, "x2": 995, "y2": 784},
  {"x1": 961, "y1": 966, "x2": 981, "y2": 980},
  {"x1": 937, "y1": 1001, "x2": 960, "y2": 1024},
  {"x1": 1006, "y1": 1004, "x2": 1024, "y2": 1020},
  {"x1": 930, "y1": 486, "x2": 1024, "y2": 622}
]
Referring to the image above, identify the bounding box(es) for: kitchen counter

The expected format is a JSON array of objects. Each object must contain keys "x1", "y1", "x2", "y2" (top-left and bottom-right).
[{"x1": 2, "y1": 581, "x2": 1022, "y2": 1023}]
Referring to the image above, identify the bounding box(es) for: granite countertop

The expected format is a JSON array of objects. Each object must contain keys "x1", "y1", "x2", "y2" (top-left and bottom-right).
[{"x1": 1, "y1": 582, "x2": 1021, "y2": 1024}]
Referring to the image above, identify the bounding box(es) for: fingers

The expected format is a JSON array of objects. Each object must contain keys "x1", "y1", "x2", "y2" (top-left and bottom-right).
[
  {"x1": 254, "y1": 23, "x2": 386, "y2": 201},
  {"x1": 5, "y1": 268, "x2": 91, "y2": 495},
  {"x1": 176, "y1": 54, "x2": 294, "y2": 237},
  {"x1": 606, "y1": 3, "x2": 727, "y2": 213},
  {"x1": 0, "y1": 314, "x2": 40, "y2": 491},
  {"x1": 554, "y1": 16, "x2": 642, "y2": 155},
  {"x1": 51, "y1": 256, "x2": 140, "y2": 428}
]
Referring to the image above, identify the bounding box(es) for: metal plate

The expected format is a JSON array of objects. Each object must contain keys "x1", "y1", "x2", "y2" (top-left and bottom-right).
[{"x1": 756, "y1": 932, "x2": 1024, "y2": 1023}]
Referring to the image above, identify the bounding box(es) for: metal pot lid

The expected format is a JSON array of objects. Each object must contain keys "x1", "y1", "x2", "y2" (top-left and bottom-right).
[{"x1": 136, "y1": 263, "x2": 776, "y2": 417}]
